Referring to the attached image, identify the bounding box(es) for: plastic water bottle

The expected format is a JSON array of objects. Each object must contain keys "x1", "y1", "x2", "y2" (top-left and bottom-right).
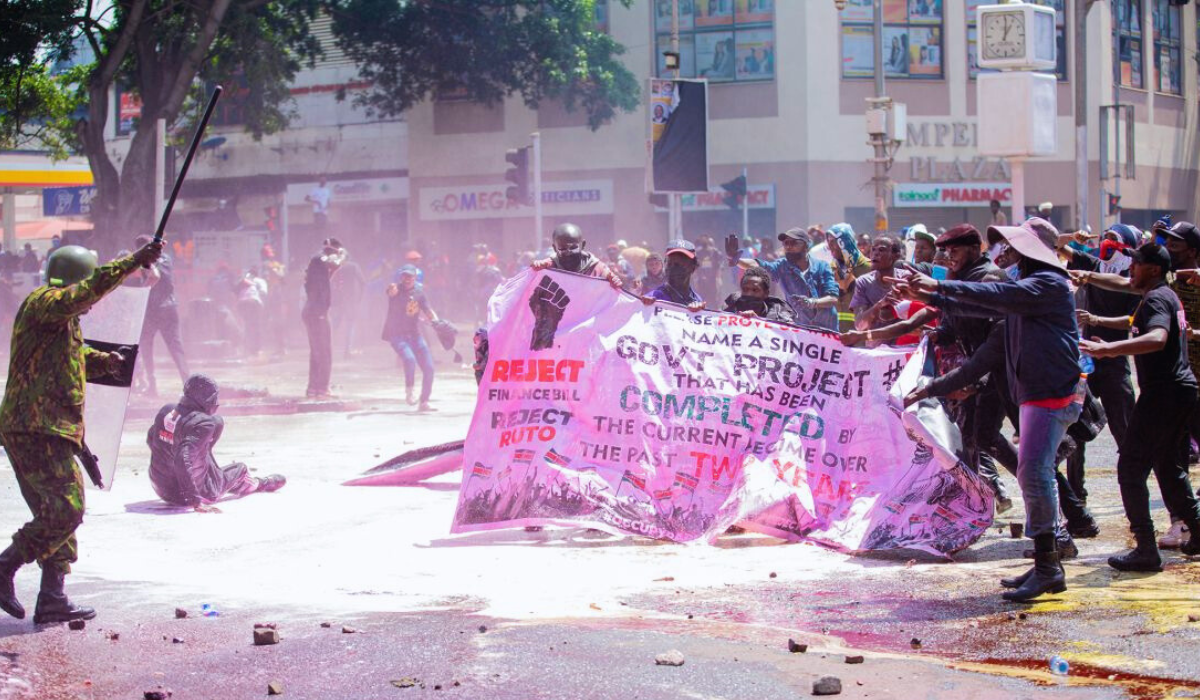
[
  {"x1": 201, "y1": 603, "x2": 219, "y2": 618},
  {"x1": 1048, "y1": 655, "x2": 1070, "y2": 676},
  {"x1": 1078, "y1": 336, "x2": 1095, "y2": 376}
]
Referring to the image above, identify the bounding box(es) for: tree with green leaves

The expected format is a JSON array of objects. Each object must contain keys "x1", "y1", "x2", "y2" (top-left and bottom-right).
[
  {"x1": 329, "y1": 0, "x2": 639, "y2": 130},
  {"x1": 3, "y1": 0, "x2": 639, "y2": 250}
]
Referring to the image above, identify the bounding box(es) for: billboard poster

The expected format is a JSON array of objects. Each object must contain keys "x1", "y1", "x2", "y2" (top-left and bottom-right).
[
  {"x1": 735, "y1": 0, "x2": 773, "y2": 24},
  {"x1": 696, "y1": 31, "x2": 736, "y2": 81},
  {"x1": 842, "y1": 25, "x2": 875, "y2": 78},
  {"x1": 654, "y1": 0, "x2": 694, "y2": 32},
  {"x1": 656, "y1": 34, "x2": 697, "y2": 78},
  {"x1": 695, "y1": 0, "x2": 734, "y2": 27},
  {"x1": 736, "y1": 28, "x2": 775, "y2": 80},
  {"x1": 883, "y1": 26, "x2": 910, "y2": 77},
  {"x1": 908, "y1": 26, "x2": 942, "y2": 76},
  {"x1": 840, "y1": 0, "x2": 873, "y2": 22}
]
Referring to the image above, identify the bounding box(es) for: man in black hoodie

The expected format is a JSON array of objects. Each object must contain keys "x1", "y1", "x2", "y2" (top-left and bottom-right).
[{"x1": 147, "y1": 375, "x2": 285, "y2": 512}]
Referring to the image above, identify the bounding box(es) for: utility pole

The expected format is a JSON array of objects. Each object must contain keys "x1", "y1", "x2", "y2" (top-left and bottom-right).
[
  {"x1": 1073, "y1": 0, "x2": 1093, "y2": 232},
  {"x1": 866, "y1": 0, "x2": 891, "y2": 232},
  {"x1": 669, "y1": 0, "x2": 683, "y2": 242},
  {"x1": 531, "y1": 131, "x2": 543, "y2": 254},
  {"x1": 741, "y1": 166, "x2": 749, "y2": 242},
  {"x1": 1110, "y1": 0, "x2": 1121, "y2": 226}
]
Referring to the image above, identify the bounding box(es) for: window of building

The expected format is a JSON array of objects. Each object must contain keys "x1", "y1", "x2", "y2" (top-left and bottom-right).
[
  {"x1": 840, "y1": 0, "x2": 944, "y2": 80},
  {"x1": 653, "y1": 0, "x2": 775, "y2": 82},
  {"x1": 1116, "y1": 0, "x2": 1145, "y2": 88},
  {"x1": 967, "y1": 0, "x2": 1067, "y2": 80},
  {"x1": 1152, "y1": 0, "x2": 1181, "y2": 94}
]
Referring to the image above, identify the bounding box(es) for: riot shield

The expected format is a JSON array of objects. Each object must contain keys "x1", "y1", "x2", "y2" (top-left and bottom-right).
[{"x1": 81, "y1": 285, "x2": 150, "y2": 491}]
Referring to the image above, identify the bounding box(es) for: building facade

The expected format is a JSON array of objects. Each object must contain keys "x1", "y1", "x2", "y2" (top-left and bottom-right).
[{"x1": 407, "y1": 0, "x2": 1200, "y2": 257}]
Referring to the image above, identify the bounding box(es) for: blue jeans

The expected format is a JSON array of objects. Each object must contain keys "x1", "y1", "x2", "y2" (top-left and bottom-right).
[
  {"x1": 391, "y1": 334, "x2": 434, "y2": 403},
  {"x1": 1017, "y1": 401, "x2": 1081, "y2": 538}
]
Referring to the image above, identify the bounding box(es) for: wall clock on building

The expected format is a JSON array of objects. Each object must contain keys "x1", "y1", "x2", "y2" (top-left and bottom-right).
[{"x1": 976, "y1": 2, "x2": 1057, "y2": 71}]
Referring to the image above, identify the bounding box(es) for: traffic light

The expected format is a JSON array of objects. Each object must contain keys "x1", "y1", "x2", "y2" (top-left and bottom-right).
[
  {"x1": 720, "y1": 174, "x2": 747, "y2": 210},
  {"x1": 505, "y1": 147, "x2": 531, "y2": 203},
  {"x1": 1107, "y1": 194, "x2": 1121, "y2": 215}
]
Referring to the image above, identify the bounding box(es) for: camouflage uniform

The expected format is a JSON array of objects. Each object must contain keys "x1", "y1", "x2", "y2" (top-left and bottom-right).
[{"x1": 0, "y1": 255, "x2": 139, "y2": 574}]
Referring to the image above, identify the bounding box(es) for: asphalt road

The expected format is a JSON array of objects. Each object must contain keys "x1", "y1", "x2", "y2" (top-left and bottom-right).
[{"x1": 0, "y1": 347, "x2": 1197, "y2": 699}]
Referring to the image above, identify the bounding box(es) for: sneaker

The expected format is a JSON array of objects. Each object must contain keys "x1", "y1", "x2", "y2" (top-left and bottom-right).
[
  {"x1": 1159, "y1": 521, "x2": 1189, "y2": 549},
  {"x1": 405, "y1": 388, "x2": 416, "y2": 405},
  {"x1": 417, "y1": 401, "x2": 437, "y2": 412}
]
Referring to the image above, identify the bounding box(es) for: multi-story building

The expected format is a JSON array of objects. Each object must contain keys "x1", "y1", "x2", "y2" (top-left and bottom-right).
[{"x1": 407, "y1": 0, "x2": 1200, "y2": 258}]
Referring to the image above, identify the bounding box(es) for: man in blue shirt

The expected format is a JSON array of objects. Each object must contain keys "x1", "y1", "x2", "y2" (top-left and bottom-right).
[{"x1": 726, "y1": 228, "x2": 839, "y2": 329}]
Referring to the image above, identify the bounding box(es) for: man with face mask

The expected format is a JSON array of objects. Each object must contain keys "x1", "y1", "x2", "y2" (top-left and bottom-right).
[
  {"x1": 891, "y1": 218, "x2": 1082, "y2": 602},
  {"x1": 726, "y1": 228, "x2": 838, "y2": 330},
  {"x1": 723, "y1": 266, "x2": 794, "y2": 323},
  {"x1": 147, "y1": 374, "x2": 286, "y2": 513},
  {"x1": 645, "y1": 240, "x2": 705, "y2": 311},
  {"x1": 531, "y1": 223, "x2": 622, "y2": 288},
  {"x1": 1053, "y1": 225, "x2": 1140, "y2": 519}
]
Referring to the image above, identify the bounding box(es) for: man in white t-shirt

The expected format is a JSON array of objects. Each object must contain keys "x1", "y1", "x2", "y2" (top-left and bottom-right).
[{"x1": 305, "y1": 177, "x2": 331, "y2": 229}]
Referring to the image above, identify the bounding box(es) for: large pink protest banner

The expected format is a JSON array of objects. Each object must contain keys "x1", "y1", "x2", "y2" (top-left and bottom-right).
[{"x1": 453, "y1": 270, "x2": 993, "y2": 557}]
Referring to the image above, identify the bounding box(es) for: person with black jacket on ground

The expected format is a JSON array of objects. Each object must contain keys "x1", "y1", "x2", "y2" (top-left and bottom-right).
[{"x1": 147, "y1": 375, "x2": 286, "y2": 512}]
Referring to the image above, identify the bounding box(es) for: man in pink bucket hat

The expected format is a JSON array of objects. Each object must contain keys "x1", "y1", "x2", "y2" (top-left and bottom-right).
[{"x1": 890, "y1": 217, "x2": 1082, "y2": 603}]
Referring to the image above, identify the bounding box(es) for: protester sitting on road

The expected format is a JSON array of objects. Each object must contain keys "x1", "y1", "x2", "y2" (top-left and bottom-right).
[
  {"x1": 643, "y1": 240, "x2": 705, "y2": 312},
  {"x1": 531, "y1": 223, "x2": 622, "y2": 288},
  {"x1": 722, "y1": 266, "x2": 795, "y2": 324},
  {"x1": 384, "y1": 265, "x2": 439, "y2": 412},
  {"x1": 1076, "y1": 243, "x2": 1200, "y2": 571},
  {"x1": 891, "y1": 217, "x2": 1082, "y2": 603},
  {"x1": 147, "y1": 374, "x2": 286, "y2": 513},
  {"x1": 727, "y1": 227, "x2": 838, "y2": 330}
]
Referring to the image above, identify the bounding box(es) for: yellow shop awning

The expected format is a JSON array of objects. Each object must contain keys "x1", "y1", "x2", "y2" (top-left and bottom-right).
[{"x1": 0, "y1": 153, "x2": 94, "y2": 189}]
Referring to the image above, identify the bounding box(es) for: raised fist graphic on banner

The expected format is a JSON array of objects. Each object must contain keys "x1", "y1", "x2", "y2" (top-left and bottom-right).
[{"x1": 528, "y1": 276, "x2": 571, "y2": 351}]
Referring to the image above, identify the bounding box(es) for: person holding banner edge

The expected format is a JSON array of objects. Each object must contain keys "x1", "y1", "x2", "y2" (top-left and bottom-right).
[
  {"x1": 0, "y1": 240, "x2": 164, "y2": 624},
  {"x1": 889, "y1": 218, "x2": 1082, "y2": 603}
]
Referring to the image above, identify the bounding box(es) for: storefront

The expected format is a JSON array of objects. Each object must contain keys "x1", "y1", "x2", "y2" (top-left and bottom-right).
[
  {"x1": 415, "y1": 179, "x2": 616, "y2": 255},
  {"x1": 284, "y1": 175, "x2": 409, "y2": 261}
]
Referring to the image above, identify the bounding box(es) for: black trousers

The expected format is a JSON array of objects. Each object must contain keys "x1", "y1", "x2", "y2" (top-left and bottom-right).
[
  {"x1": 303, "y1": 308, "x2": 332, "y2": 395},
  {"x1": 1066, "y1": 356, "x2": 1135, "y2": 501},
  {"x1": 1118, "y1": 385, "x2": 1200, "y2": 536},
  {"x1": 140, "y1": 306, "x2": 190, "y2": 393}
]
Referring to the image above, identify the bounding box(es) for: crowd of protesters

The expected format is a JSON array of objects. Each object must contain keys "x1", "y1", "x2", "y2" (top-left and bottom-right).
[{"x1": 495, "y1": 215, "x2": 1200, "y2": 604}]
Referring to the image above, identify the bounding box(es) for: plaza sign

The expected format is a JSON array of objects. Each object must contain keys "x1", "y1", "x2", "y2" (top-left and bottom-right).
[
  {"x1": 418, "y1": 180, "x2": 614, "y2": 221},
  {"x1": 893, "y1": 183, "x2": 1012, "y2": 208}
]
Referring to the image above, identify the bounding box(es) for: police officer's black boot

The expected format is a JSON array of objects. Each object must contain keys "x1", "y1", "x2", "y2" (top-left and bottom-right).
[
  {"x1": 0, "y1": 545, "x2": 26, "y2": 619},
  {"x1": 1107, "y1": 530, "x2": 1162, "y2": 573},
  {"x1": 1002, "y1": 534, "x2": 1066, "y2": 602},
  {"x1": 33, "y1": 566, "x2": 95, "y2": 625}
]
